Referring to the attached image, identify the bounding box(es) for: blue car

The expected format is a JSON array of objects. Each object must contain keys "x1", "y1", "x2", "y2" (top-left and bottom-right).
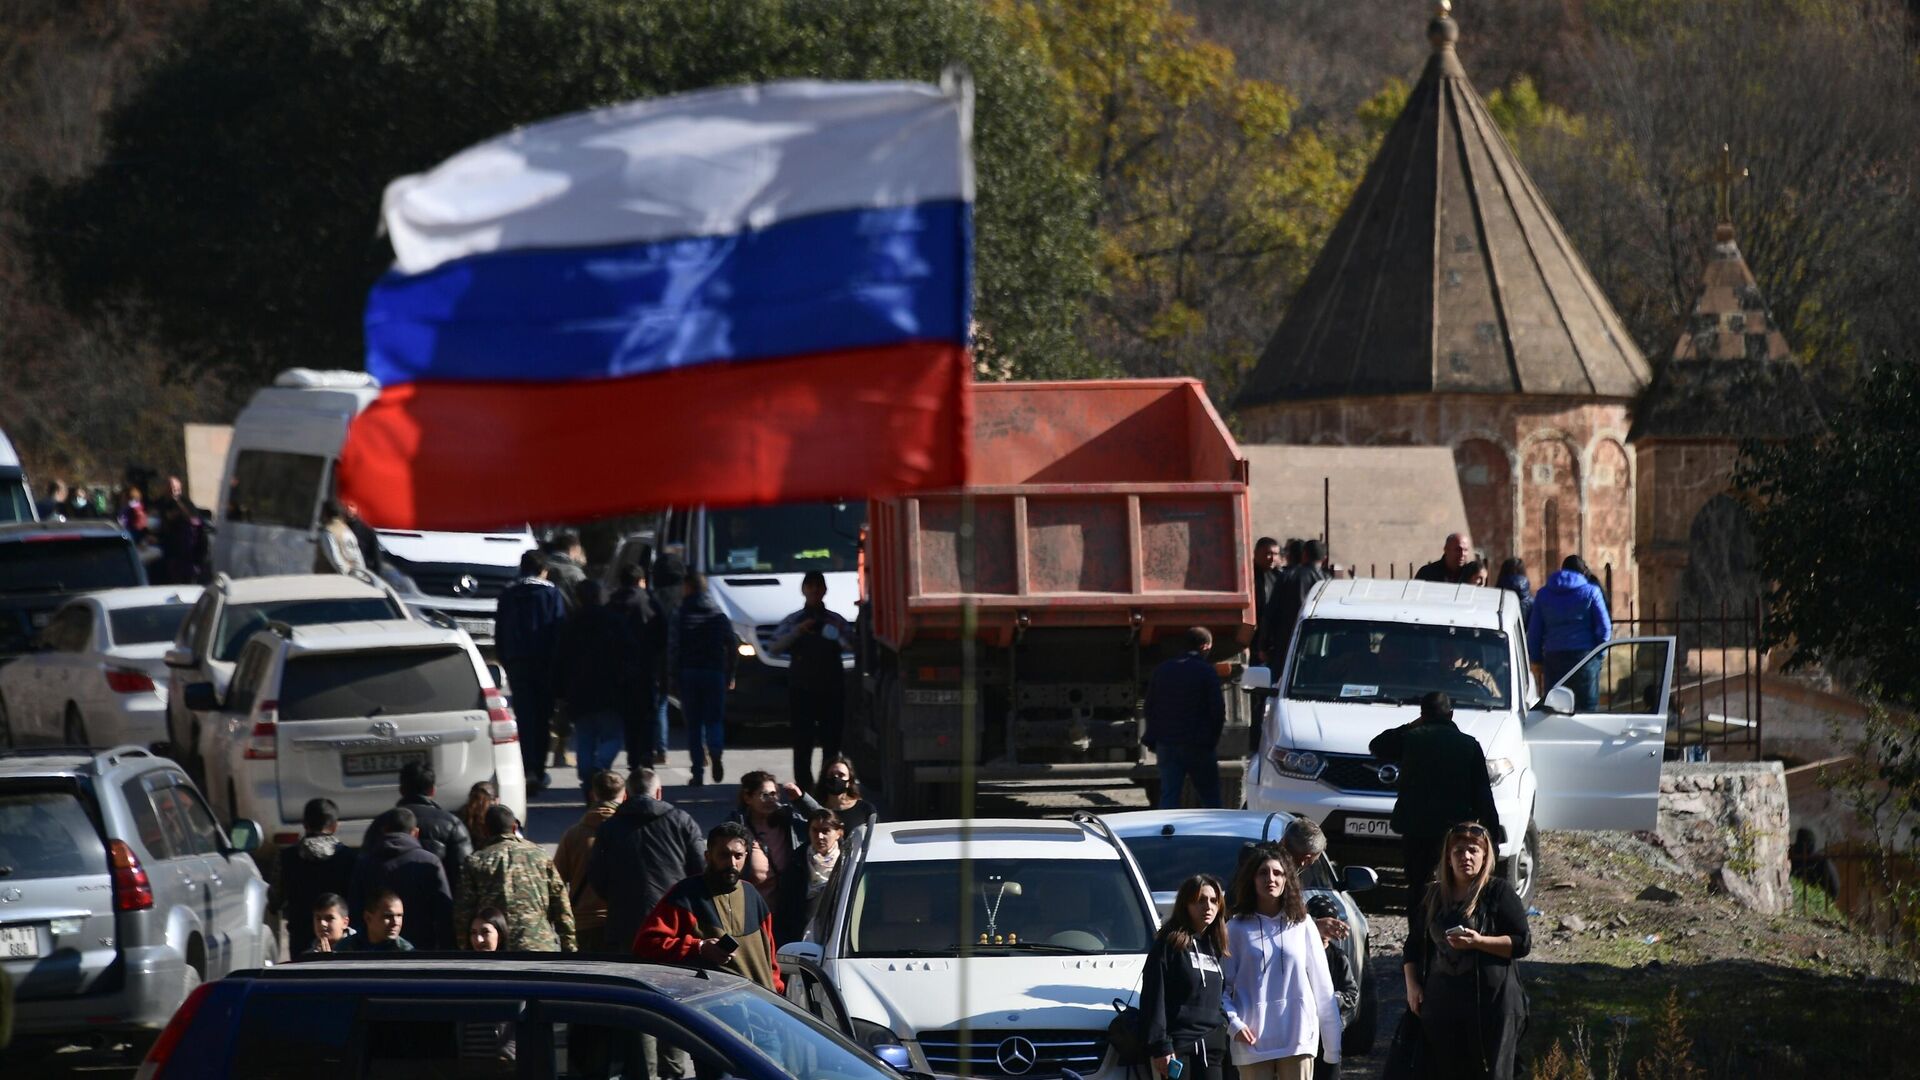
[{"x1": 135, "y1": 954, "x2": 919, "y2": 1080}]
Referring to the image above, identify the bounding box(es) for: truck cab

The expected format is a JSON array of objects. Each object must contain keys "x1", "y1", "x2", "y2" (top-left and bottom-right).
[
  {"x1": 211, "y1": 369, "x2": 537, "y2": 649},
  {"x1": 1246, "y1": 578, "x2": 1676, "y2": 901},
  {"x1": 656, "y1": 502, "x2": 863, "y2": 719}
]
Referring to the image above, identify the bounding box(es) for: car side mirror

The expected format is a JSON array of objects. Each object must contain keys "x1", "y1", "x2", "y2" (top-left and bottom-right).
[
  {"x1": 183, "y1": 682, "x2": 221, "y2": 712},
  {"x1": 228, "y1": 819, "x2": 263, "y2": 854},
  {"x1": 1241, "y1": 666, "x2": 1273, "y2": 692},
  {"x1": 779, "y1": 941, "x2": 825, "y2": 964},
  {"x1": 1542, "y1": 686, "x2": 1576, "y2": 716},
  {"x1": 1341, "y1": 865, "x2": 1379, "y2": 894},
  {"x1": 164, "y1": 646, "x2": 195, "y2": 669}
]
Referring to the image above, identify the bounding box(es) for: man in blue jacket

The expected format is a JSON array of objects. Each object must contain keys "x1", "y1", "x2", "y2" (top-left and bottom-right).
[
  {"x1": 1144, "y1": 627, "x2": 1226, "y2": 808},
  {"x1": 497, "y1": 551, "x2": 569, "y2": 794},
  {"x1": 1526, "y1": 555, "x2": 1612, "y2": 710}
]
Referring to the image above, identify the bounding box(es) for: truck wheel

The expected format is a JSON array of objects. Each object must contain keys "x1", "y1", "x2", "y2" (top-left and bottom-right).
[
  {"x1": 1496, "y1": 819, "x2": 1540, "y2": 903},
  {"x1": 1344, "y1": 966, "x2": 1379, "y2": 1057}
]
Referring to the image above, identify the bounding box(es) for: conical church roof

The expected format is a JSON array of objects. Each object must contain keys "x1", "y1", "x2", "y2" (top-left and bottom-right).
[
  {"x1": 1236, "y1": 6, "x2": 1649, "y2": 409},
  {"x1": 1631, "y1": 220, "x2": 1822, "y2": 440}
]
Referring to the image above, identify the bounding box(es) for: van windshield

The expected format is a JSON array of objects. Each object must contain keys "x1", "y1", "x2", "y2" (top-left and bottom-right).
[
  {"x1": 1288, "y1": 619, "x2": 1511, "y2": 710},
  {"x1": 847, "y1": 857, "x2": 1153, "y2": 957},
  {"x1": 703, "y1": 503, "x2": 862, "y2": 575}
]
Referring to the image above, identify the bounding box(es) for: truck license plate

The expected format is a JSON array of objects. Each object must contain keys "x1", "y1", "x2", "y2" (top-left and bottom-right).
[
  {"x1": 343, "y1": 751, "x2": 428, "y2": 777},
  {"x1": 0, "y1": 924, "x2": 41, "y2": 959},
  {"x1": 1342, "y1": 816, "x2": 1399, "y2": 839}
]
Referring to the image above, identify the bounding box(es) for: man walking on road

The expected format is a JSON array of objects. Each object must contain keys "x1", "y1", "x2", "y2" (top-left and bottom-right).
[
  {"x1": 390, "y1": 762, "x2": 473, "y2": 896},
  {"x1": 1367, "y1": 691, "x2": 1501, "y2": 915},
  {"x1": 1143, "y1": 627, "x2": 1226, "y2": 809},
  {"x1": 609, "y1": 565, "x2": 668, "y2": 766},
  {"x1": 553, "y1": 580, "x2": 642, "y2": 794},
  {"x1": 767, "y1": 571, "x2": 854, "y2": 791},
  {"x1": 635, "y1": 822, "x2": 784, "y2": 993},
  {"x1": 457, "y1": 805, "x2": 577, "y2": 952},
  {"x1": 587, "y1": 767, "x2": 707, "y2": 956},
  {"x1": 671, "y1": 573, "x2": 737, "y2": 786},
  {"x1": 1416, "y1": 532, "x2": 1477, "y2": 584},
  {"x1": 497, "y1": 551, "x2": 568, "y2": 795}
]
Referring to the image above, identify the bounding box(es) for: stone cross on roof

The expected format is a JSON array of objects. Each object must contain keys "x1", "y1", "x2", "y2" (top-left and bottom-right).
[{"x1": 1712, "y1": 143, "x2": 1748, "y2": 240}]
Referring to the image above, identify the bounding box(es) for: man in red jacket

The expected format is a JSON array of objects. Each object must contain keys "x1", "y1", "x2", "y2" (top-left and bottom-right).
[{"x1": 635, "y1": 821, "x2": 783, "y2": 993}]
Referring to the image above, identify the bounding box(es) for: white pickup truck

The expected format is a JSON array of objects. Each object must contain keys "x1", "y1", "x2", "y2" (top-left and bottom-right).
[{"x1": 1245, "y1": 578, "x2": 1676, "y2": 900}]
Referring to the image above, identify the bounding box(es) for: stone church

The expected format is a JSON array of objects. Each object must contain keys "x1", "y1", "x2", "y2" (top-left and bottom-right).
[{"x1": 1234, "y1": 3, "x2": 1816, "y2": 619}]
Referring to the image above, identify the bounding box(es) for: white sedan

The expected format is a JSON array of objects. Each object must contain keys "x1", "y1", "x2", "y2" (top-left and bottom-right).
[{"x1": 0, "y1": 585, "x2": 202, "y2": 749}]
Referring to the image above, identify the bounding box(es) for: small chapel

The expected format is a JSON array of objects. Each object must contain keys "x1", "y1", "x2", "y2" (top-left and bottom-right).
[{"x1": 1233, "y1": 1, "x2": 1817, "y2": 619}]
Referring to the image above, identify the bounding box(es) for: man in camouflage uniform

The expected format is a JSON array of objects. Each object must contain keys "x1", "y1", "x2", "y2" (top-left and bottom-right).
[{"x1": 456, "y1": 804, "x2": 577, "y2": 951}]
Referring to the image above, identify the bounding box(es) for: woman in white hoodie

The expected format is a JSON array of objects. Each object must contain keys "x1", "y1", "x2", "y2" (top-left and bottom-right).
[{"x1": 1220, "y1": 845, "x2": 1341, "y2": 1080}]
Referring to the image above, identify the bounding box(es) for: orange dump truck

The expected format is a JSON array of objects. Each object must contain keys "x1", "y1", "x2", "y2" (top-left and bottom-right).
[{"x1": 854, "y1": 379, "x2": 1258, "y2": 815}]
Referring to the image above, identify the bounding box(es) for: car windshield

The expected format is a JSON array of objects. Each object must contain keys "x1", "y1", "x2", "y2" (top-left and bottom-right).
[
  {"x1": 0, "y1": 536, "x2": 140, "y2": 595},
  {"x1": 704, "y1": 503, "x2": 862, "y2": 575},
  {"x1": 689, "y1": 985, "x2": 895, "y2": 1080},
  {"x1": 0, "y1": 478, "x2": 31, "y2": 524},
  {"x1": 277, "y1": 647, "x2": 482, "y2": 721},
  {"x1": 0, "y1": 785, "x2": 107, "y2": 881},
  {"x1": 213, "y1": 597, "x2": 403, "y2": 662},
  {"x1": 847, "y1": 857, "x2": 1154, "y2": 957},
  {"x1": 108, "y1": 604, "x2": 193, "y2": 646},
  {"x1": 1288, "y1": 619, "x2": 1511, "y2": 710},
  {"x1": 1121, "y1": 834, "x2": 1336, "y2": 894}
]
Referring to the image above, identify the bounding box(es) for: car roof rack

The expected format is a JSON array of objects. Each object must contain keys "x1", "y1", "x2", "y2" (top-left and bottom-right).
[
  {"x1": 96, "y1": 745, "x2": 157, "y2": 770},
  {"x1": 1070, "y1": 809, "x2": 1129, "y2": 857},
  {"x1": 265, "y1": 620, "x2": 297, "y2": 639}
]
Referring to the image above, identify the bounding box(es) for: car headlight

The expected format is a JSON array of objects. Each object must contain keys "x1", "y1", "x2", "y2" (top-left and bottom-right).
[
  {"x1": 1485, "y1": 756, "x2": 1515, "y2": 784},
  {"x1": 1266, "y1": 746, "x2": 1326, "y2": 781},
  {"x1": 852, "y1": 1018, "x2": 906, "y2": 1049}
]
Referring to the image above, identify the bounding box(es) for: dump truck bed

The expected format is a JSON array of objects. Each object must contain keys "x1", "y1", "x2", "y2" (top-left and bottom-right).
[{"x1": 867, "y1": 379, "x2": 1254, "y2": 648}]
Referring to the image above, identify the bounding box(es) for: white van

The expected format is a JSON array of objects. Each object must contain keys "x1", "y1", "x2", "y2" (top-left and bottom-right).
[
  {"x1": 0, "y1": 429, "x2": 36, "y2": 523},
  {"x1": 1245, "y1": 578, "x2": 1676, "y2": 901},
  {"x1": 211, "y1": 370, "x2": 536, "y2": 646},
  {"x1": 656, "y1": 502, "x2": 863, "y2": 718}
]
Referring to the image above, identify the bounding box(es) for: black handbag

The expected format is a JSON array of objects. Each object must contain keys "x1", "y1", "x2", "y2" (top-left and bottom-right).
[
  {"x1": 1381, "y1": 1008, "x2": 1428, "y2": 1080},
  {"x1": 1107, "y1": 997, "x2": 1149, "y2": 1067}
]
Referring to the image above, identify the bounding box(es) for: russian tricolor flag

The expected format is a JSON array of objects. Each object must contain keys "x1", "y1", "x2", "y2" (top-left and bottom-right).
[{"x1": 338, "y1": 80, "x2": 974, "y2": 530}]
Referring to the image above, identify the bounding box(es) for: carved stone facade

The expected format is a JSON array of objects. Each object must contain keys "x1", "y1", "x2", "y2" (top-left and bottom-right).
[{"x1": 1240, "y1": 394, "x2": 1637, "y2": 610}]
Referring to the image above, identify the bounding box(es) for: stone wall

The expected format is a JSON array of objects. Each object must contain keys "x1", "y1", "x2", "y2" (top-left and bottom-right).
[
  {"x1": 1654, "y1": 761, "x2": 1793, "y2": 914},
  {"x1": 1238, "y1": 392, "x2": 1637, "y2": 612}
]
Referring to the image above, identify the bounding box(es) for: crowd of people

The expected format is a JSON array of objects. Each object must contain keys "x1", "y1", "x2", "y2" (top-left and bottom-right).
[{"x1": 34, "y1": 473, "x2": 210, "y2": 583}]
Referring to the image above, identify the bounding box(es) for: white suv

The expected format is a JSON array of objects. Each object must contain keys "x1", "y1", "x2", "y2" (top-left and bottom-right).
[
  {"x1": 162, "y1": 571, "x2": 409, "y2": 777},
  {"x1": 782, "y1": 814, "x2": 1158, "y2": 1080},
  {"x1": 182, "y1": 618, "x2": 524, "y2": 848},
  {"x1": 1246, "y1": 578, "x2": 1676, "y2": 900}
]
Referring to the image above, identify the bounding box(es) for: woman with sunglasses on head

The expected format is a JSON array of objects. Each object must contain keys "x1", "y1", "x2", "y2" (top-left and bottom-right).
[
  {"x1": 1221, "y1": 847, "x2": 1343, "y2": 1080},
  {"x1": 1403, "y1": 821, "x2": 1531, "y2": 1079},
  {"x1": 1141, "y1": 875, "x2": 1230, "y2": 1080}
]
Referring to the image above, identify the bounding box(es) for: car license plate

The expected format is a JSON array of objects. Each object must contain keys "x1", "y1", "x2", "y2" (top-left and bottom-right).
[
  {"x1": 1342, "y1": 816, "x2": 1399, "y2": 839},
  {"x1": 29, "y1": 611, "x2": 50, "y2": 628},
  {"x1": 343, "y1": 751, "x2": 429, "y2": 777},
  {"x1": 455, "y1": 618, "x2": 491, "y2": 637},
  {"x1": 0, "y1": 924, "x2": 41, "y2": 959}
]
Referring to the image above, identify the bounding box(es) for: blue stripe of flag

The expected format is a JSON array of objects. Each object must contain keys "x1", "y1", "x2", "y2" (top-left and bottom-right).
[{"x1": 365, "y1": 200, "x2": 971, "y2": 387}]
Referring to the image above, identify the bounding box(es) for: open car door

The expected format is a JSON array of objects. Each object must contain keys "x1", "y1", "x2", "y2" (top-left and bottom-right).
[{"x1": 1524, "y1": 636, "x2": 1676, "y2": 831}]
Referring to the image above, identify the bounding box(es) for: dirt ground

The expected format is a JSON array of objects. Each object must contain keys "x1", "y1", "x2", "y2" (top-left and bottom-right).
[{"x1": 1344, "y1": 831, "x2": 1920, "y2": 1079}]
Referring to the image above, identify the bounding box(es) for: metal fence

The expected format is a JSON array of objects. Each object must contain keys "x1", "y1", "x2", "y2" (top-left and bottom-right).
[{"x1": 1612, "y1": 595, "x2": 1765, "y2": 758}]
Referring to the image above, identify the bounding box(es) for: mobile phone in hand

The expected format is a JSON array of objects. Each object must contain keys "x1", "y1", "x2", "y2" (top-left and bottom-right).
[
  {"x1": 716, "y1": 933, "x2": 741, "y2": 954},
  {"x1": 1445, "y1": 925, "x2": 1472, "y2": 938},
  {"x1": 1168, "y1": 1060, "x2": 1186, "y2": 1080}
]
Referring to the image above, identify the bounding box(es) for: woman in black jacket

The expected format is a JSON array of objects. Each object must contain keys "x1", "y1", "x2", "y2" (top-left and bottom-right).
[
  {"x1": 1141, "y1": 874, "x2": 1230, "y2": 1080},
  {"x1": 1403, "y1": 822, "x2": 1531, "y2": 1080}
]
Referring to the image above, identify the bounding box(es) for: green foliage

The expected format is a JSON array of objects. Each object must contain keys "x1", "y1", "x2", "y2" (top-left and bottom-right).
[
  {"x1": 26, "y1": 0, "x2": 1099, "y2": 384},
  {"x1": 1486, "y1": 76, "x2": 1584, "y2": 142},
  {"x1": 992, "y1": 0, "x2": 1365, "y2": 400},
  {"x1": 1735, "y1": 362, "x2": 1920, "y2": 712}
]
